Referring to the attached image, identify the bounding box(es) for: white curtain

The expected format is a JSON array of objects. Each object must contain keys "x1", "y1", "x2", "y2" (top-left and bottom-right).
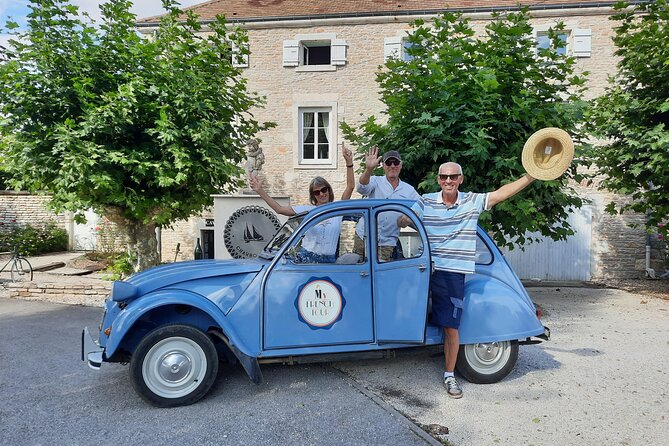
[
  {"x1": 303, "y1": 112, "x2": 314, "y2": 142},
  {"x1": 321, "y1": 112, "x2": 330, "y2": 144}
]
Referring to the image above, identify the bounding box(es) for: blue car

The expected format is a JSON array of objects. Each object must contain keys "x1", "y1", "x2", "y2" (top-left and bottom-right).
[{"x1": 82, "y1": 199, "x2": 549, "y2": 407}]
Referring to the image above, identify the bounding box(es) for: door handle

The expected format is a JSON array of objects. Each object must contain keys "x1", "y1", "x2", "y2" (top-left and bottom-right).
[
  {"x1": 360, "y1": 271, "x2": 369, "y2": 277},
  {"x1": 418, "y1": 264, "x2": 427, "y2": 272}
]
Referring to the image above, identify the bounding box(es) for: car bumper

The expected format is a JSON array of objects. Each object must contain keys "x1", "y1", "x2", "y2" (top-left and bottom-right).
[
  {"x1": 81, "y1": 327, "x2": 104, "y2": 370},
  {"x1": 519, "y1": 326, "x2": 550, "y2": 345}
]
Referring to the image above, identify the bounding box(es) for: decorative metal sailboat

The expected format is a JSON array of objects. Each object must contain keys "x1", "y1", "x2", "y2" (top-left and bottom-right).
[{"x1": 243, "y1": 223, "x2": 264, "y2": 243}]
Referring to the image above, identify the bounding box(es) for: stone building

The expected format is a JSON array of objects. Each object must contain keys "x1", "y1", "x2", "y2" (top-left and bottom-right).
[
  {"x1": 1, "y1": 1, "x2": 661, "y2": 279},
  {"x1": 133, "y1": 0, "x2": 666, "y2": 279}
]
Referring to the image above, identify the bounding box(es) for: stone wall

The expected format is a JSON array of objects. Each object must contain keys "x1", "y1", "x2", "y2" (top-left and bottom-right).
[
  {"x1": 7, "y1": 281, "x2": 111, "y2": 307},
  {"x1": 0, "y1": 191, "x2": 66, "y2": 230}
]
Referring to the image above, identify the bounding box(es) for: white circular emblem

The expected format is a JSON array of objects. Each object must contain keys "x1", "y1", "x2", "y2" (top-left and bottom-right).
[{"x1": 297, "y1": 280, "x2": 343, "y2": 327}]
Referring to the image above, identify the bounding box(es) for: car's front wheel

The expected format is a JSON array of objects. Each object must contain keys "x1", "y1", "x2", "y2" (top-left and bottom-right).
[
  {"x1": 130, "y1": 324, "x2": 218, "y2": 407},
  {"x1": 456, "y1": 340, "x2": 518, "y2": 384}
]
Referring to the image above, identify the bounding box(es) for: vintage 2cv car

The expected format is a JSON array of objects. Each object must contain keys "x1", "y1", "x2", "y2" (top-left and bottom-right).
[{"x1": 82, "y1": 199, "x2": 549, "y2": 407}]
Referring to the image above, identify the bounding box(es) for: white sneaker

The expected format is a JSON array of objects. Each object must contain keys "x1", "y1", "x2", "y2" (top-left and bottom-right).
[{"x1": 444, "y1": 376, "x2": 463, "y2": 399}]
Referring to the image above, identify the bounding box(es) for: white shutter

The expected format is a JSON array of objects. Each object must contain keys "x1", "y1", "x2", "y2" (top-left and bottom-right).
[
  {"x1": 384, "y1": 36, "x2": 402, "y2": 61},
  {"x1": 231, "y1": 42, "x2": 249, "y2": 68},
  {"x1": 283, "y1": 40, "x2": 300, "y2": 67},
  {"x1": 331, "y1": 39, "x2": 347, "y2": 66},
  {"x1": 573, "y1": 28, "x2": 592, "y2": 58}
]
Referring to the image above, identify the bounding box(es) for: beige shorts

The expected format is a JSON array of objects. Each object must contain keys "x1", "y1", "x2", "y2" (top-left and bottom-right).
[{"x1": 353, "y1": 235, "x2": 394, "y2": 262}]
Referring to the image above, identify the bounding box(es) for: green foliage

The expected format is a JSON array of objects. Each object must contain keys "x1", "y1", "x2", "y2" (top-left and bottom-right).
[
  {"x1": 586, "y1": 0, "x2": 669, "y2": 238},
  {"x1": 101, "y1": 251, "x2": 136, "y2": 281},
  {"x1": 341, "y1": 9, "x2": 588, "y2": 248},
  {"x1": 0, "y1": 0, "x2": 273, "y2": 268},
  {"x1": 0, "y1": 221, "x2": 69, "y2": 255}
]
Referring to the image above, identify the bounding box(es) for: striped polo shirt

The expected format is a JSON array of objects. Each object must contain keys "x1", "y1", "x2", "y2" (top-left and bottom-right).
[{"x1": 413, "y1": 191, "x2": 489, "y2": 274}]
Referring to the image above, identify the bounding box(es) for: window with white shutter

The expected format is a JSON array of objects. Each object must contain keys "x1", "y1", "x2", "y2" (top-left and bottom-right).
[
  {"x1": 283, "y1": 33, "x2": 347, "y2": 70},
  {"x1": 533, "y1": 25, "x2": 592, "y2": 58}
]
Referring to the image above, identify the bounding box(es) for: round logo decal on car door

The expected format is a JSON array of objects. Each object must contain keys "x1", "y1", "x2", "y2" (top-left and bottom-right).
[{"x1": 296, "y1": 278, "x2": 345, "y2": 329}]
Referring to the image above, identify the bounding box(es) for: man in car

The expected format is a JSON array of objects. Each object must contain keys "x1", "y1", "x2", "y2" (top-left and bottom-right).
[{"x1": 354, "y1": 146, "x2": 421, "y2": 261}]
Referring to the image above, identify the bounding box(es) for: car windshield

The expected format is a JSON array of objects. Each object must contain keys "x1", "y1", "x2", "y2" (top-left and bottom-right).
[{"x1": 259, "y1": 212, "x2": 307, "y2": 259}]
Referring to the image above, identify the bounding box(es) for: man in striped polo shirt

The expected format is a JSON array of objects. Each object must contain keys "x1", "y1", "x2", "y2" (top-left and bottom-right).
[{"x1": 401, "y1": 162, "x2": 535, "y2": 398}]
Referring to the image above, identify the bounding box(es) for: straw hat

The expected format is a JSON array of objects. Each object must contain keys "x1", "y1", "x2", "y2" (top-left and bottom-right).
[{"x1": 521, "y1": 128, "x2": 574, "y2": 180}]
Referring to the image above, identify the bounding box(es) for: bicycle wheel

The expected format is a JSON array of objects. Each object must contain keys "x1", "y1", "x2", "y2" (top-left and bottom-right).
[{"x1": 10, "y1": 257, "x2": 33, "y2": 282}]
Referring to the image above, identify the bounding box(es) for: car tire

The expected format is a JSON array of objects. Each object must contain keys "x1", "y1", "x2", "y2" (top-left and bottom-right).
[
  {"x1": 456, "y1": 340, "x2": 518, "y2": 384},
  {"x1": 130, "y1": 324, "x2": 218, "y2": 407}
]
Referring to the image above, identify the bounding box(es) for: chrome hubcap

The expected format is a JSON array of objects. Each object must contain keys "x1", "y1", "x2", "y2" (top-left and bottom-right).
[
  {"x1": 158, "y1": 351, "x2": 192, "y2": 383},
  {"x1": 474, "y1": 342, "x2": 501, "y2": 362}
]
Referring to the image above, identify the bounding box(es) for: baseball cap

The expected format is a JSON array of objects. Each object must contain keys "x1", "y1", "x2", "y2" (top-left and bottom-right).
[{"x1": 382, "y1": 150, "x2": 401, "y2": 162}]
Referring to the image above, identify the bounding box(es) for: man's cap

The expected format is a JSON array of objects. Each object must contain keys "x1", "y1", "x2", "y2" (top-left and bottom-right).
[{"x1": 382, "y1": 150, "x2": 402, "y2": 162}]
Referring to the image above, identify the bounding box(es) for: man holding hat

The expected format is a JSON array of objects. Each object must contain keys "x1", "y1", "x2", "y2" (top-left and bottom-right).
[
  {"x1": 354, "y1": 145, "x2": 420, "y2": 261},
  {"x1": 400, "y1": 128, "x2": 573, "y2": 399},
  {"x1": 400, "y1": 162, "x2": 536, "y2": 399}
]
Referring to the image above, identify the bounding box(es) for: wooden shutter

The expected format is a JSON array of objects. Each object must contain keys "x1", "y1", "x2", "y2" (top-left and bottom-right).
[
  {"x1": 384, "y1": 36, "x2": 402, "y2": 61},
  {"x1": 331, "y1": 39, "x2": 347, "y2": 66},
  {"x1": 573, "y1": 29, "x2": 592, "y2": 58},
  {"x1": 231, "y1": 42, "x2": 249, "y2": 68},
  {"x1": 283, "y1": 40, "x2": 300, "y2": 67}
]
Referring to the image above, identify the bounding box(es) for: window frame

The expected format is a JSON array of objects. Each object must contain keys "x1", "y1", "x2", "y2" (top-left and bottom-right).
[
  {"x1": 284, "y1": 33, "x2": 347, "y2": 71},
  {"x1": 294, "y1": 101, "x2": 339, "y2": 169},
  {"x1": 535, "y1": 30, "x2": 570, "y2": 57}
]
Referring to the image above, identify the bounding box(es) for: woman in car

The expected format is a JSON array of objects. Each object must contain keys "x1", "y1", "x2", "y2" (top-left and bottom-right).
[{"x1": 248, "y1": 145, "x2": 355, "y2": 263}]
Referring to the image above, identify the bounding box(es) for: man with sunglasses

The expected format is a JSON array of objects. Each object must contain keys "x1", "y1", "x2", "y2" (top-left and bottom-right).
[
  {"x1": 399, "y1": 162, "x2": 535, "y2": 399},
  {"x1": 354, "y1": 146, "x2": 420, "y2": 261}
]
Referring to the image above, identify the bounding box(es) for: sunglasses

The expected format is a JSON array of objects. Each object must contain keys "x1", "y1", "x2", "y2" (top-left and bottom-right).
[
  {"x1": 311, "y1": 186, "x2": 330, "y2": 196},
  {"x1": 438, "y1": 174, "x2": 462, "y2": 181},
  {"x1": 384, "y1": 159, "x2": 401, "y2": 166}
]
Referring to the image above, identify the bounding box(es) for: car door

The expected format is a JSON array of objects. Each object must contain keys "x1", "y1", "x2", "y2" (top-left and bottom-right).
[
  {"x1": 263, "y1": 209, "x2": 373, "y2": 350},
  {"x1": 372, "y1": 204, "x2": 431, "y2": 343}
]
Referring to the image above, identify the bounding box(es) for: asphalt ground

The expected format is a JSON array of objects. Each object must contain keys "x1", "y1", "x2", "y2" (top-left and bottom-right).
[
  {"x1": 0, "y1": 296, "x2": 436, "y2": 446},
  {"x1": 1, "y1": 259, "x2": 668, "y2": 445}
]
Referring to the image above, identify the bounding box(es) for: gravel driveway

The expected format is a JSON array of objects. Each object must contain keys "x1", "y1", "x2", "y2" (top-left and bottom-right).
[{"x1": 336, "y1": 287, "x2": 669, "y2": 446}]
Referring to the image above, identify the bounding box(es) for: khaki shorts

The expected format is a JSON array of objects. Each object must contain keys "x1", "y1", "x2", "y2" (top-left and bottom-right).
[{"x1": 353, "y1": 235, "x2": 394, "y2": 262}]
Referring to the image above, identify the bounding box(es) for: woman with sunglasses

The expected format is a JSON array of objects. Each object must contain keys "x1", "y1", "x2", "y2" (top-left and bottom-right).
[{"x1": 248, "y1": 145, "x2": 355, "y2": 262}]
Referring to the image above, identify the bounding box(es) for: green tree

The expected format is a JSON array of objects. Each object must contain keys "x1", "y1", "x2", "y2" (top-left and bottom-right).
[
  {"x1": 342, "y1": 9, "x2": 588, "y2": 248},
  {"x1": 0, "y1": 0, "x2": 273, "y2": 270},
  {"x1": 587, "y1": 0, "x2": 669, "y2": 238}
]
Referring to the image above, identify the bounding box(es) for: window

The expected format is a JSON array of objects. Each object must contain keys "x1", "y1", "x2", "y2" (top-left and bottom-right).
[
  {"x1": 285, "y1": 213, "x2": 365, "y2": 265},
  {"x1": 298, "y1": 107, "x2": 333, "y2": 165},
  {"x1": 376, "y1": 210, "x2": 424, "y2": 263},
  {"x1": 384, "y1": 36, "x2": 416, "y2": 62},
  {"x1": 402, "y1": 40, "x2": 416, "y2": 62},
  {"x1": 302, "y1": 41, "x2": 331, "y2": 65},
  {"x1": 534, "y1": 26, "x2": 591, "y2": 58},
  {"x1": 474, "y1": 234, "x2": 493, "y2": 265},
  {"x1": 536, "y1": 32, "x2": 568, "y2": 56},
  {"x1": 283, "y1": 34, "x2": 347, "y2": 70}
]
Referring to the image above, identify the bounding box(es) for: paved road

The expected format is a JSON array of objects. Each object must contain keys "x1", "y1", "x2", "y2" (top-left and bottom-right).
[
  {"x1": 2, "y1": 287, "x2": 668, "y2": 446},
  {"x1": 337, "y1": 287, "x2": 669, "y2": 445},
  {"x1": 0, "y1": 297, "x2": 436, "y2": 446}
]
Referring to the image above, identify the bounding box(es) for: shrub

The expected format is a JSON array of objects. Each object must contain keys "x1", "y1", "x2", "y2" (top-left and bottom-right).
[{"x1": 0, "y1": 221, "x2": 68, "y2": 255}]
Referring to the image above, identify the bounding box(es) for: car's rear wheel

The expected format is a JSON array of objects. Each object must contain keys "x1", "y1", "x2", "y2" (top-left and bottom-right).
[
  {"x1": 130, "y1": 324, "x2": 218, "y2": 407},
  {"x1": 456, "y1": 340, "x2": 518, "y2": 384}
]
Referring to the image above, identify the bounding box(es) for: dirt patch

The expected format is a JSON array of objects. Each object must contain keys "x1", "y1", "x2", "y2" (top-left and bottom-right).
[
  {"x1": 67, "y1": 254, "x2": 111, "y2": 272},
  {"x1": 377, "y1": 385, "x2": 434, "y2": 409},
  {"x1": 599, "y1": 278, "x2": 669, "y2": 300}
]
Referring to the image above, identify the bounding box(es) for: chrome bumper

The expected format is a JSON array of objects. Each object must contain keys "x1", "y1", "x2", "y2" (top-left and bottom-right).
[{"x1": 81, "y1": 327, "x2": 104, "y2": 370}]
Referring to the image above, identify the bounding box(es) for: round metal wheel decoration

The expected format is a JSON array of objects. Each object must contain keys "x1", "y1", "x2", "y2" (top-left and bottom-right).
[{"x1": 224, "y1": 205, "x2": 281, "y2": 259}]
